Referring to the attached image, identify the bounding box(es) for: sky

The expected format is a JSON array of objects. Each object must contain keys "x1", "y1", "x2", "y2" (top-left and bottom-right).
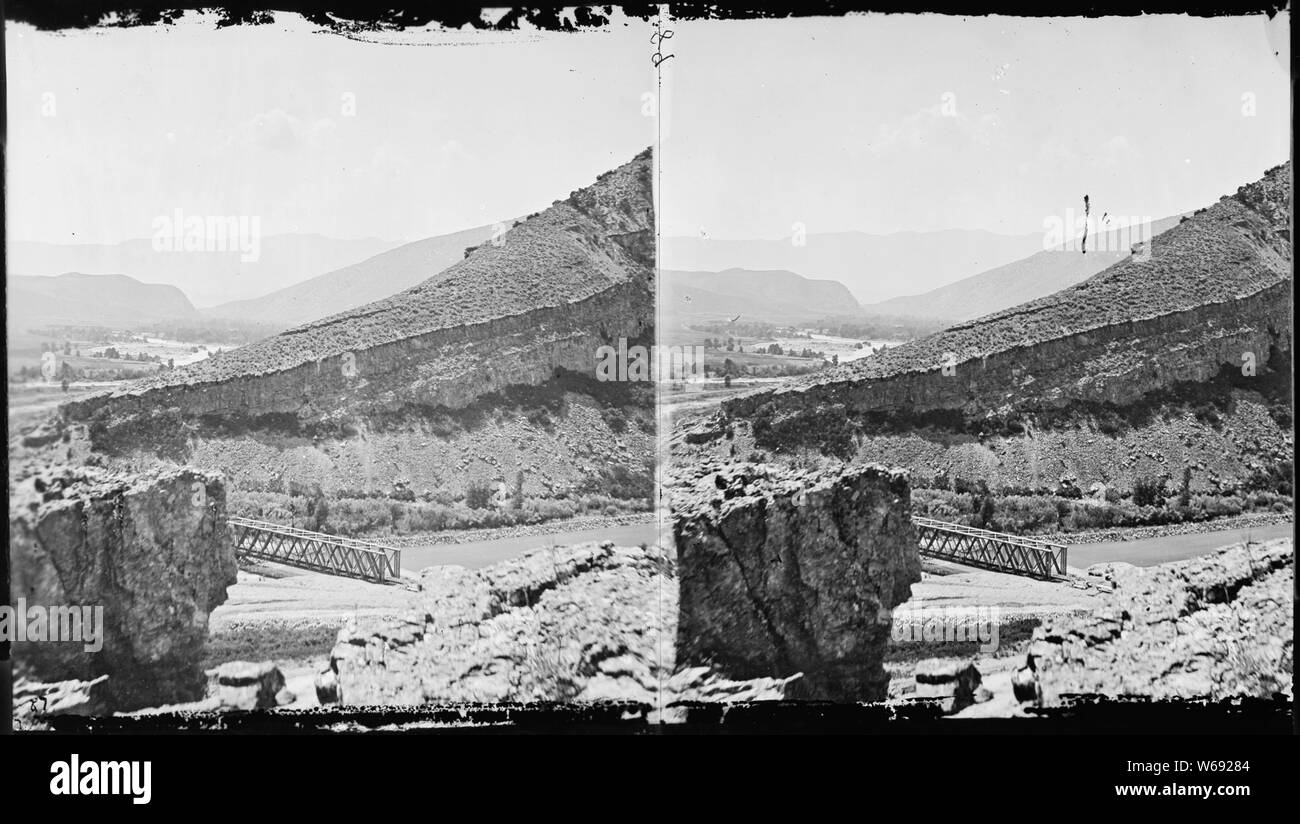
[
  {"x1": 659, "y1": 13, "x2": 1291, "y2": 239},
  {"x1": 5, "y1": 11, "x2": 657, "y2": 245},
  {"x1": 6, "y1": 12, "x2": 1291, "y2": 247}
]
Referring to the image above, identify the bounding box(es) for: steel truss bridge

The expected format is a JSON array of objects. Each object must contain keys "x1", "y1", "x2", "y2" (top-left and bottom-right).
[
  {"x1": 228, "y1": 517, "x2": 401, "y2": 585},
  {"x1": 912, "y1": 516, "x2": 1068, "y2": 579},
  {"x1": 227, "y1": 516, "x2": 1064, "y2": 584}
]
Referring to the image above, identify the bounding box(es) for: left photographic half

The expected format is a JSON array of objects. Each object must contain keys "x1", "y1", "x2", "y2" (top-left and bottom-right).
[{"x1": 6, "y1": 11, "x2": 660, "y2": 724}]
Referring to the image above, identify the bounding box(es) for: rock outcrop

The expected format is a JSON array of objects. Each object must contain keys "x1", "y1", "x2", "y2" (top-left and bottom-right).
[
  {"x1": 209, "y1": 661, "x2": 290, "y2": 710},
  {"x1": 320, "y1": 540, "x2": 798, "y2": 709},
  {"x1": 914, "y1": 659, "x2": 985, "y2": 714},
  {"x1": 64, "y1": 148, "x2": 654, "y2": 431},
  {"x1": 1022, "y1": 538, "x2": 1293, "y2": 702},
  {"x1": 727, "y1": 162, "x2": 1291, "y2": 427},
  {"x1": 670, "y1": 462, "x2": 922, "y2": 702},
  {"x1": 8, "y1": 465, "x2": 237, "y2": 710},
  {"x1": 323, "y1": 542, "x2": 675, "y2": 705},
  {"x1": 709, "y1": 163, "x2": 1292, "y2": 496}
]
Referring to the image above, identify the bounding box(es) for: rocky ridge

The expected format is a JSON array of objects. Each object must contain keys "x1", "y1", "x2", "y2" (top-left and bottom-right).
[{"x1": 64, "y1": 147, "x2": 654, "y2": 429}]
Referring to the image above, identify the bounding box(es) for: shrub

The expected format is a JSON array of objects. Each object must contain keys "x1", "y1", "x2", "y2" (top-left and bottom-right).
[
  {"x1": 525, "y1": 407, "x2": 552, "y2": 429},
  {"x1": 987, "y1": 496, "x2": 1060, "y2": 534},
  {"x1": 1194, "y1": 494, "x2": 1243, "y2": 519},
  {"x1": 465, "y1": 481, "x2": 494, "y2": 510},
  {"x1": 601, "y1": 407, "x2": 629, "y2": 434},
  {"x1": 1133, "y1": 476, "x2": 1166, "y2": 507},
  {"x1": 952, "y1": 477, "x2": 989, "y2": 496},
  {"x1": 1057, "y1": 481, "x2": 1083, "y2": 499}
]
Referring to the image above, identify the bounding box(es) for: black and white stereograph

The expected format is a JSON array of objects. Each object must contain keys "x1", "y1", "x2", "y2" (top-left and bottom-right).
[{"x1": 2, "y1": 1, "x2": 1293, "y2": 760}]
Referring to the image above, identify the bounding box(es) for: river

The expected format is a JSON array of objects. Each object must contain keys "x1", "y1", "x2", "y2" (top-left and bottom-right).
[
  {"x1": 401, "y1": 521, "x2": 662, "y2": 572},
  {"x1": 399, "y1": 519, "x2": 1292, "y2": 573},
  {"x1": 1066, "y1": 522, "x2": 1293, "y2": 568}
]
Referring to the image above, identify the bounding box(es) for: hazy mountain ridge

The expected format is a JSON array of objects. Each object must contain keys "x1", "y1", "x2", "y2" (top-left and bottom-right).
[
  {"x1": 8, "y1": 272, "x2": 199, "y2": 334},
  {"x1": 8, "y1": 234, "x2": 403, "y2": 308},
  {"x1": 864, "y1": 215, "x2": 1188, "y2": 322},
  {"x1": 663, "y1": 268, "x2": 861, "y2": 322},
  {"x1": 202, "y1": 223, "x2": 500, "y2": 329}
]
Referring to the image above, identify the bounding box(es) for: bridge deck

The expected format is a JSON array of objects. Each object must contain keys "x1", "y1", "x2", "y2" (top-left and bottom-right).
[
  {"x1": 227, "y1": 515, "x2": 1061, "y2": 584},
  {"x1": 228, "y1": 517, "x2": 401, "y2": 584},
  {"x1": 912, "y1": 516, "x2": 1068, "y2": 579}
]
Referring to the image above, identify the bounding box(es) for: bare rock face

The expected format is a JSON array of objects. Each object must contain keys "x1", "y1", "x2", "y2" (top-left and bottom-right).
[
  {"x1": 1024, "y1": 538, "x2": 1293, "y2": 702},
  {"x1": 915, "y1": 659, "x2": 984, "y2": 714},
  {"x1": 321, "y1": 539, "x2": 797, "y2": 711},
  {"x1": 670, "y1": 462, "x2": 922, "y2": 702},
  {"x1": 8, "y1": 465, "x2": 237, "y2": 710},
  {"x1": 209, "y1": 661, "x2": 287, "y2": 710}
]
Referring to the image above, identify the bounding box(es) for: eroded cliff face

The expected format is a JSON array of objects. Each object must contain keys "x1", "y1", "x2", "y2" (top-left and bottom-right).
[
  {"x1": 8, "y1": 465, "x2": 237, "y2": 710},
  {"x1": 670, "y1": 462, "x2": 922, "y2": 702},
  {"x1": 727, "y1": 281, "x2": 1291, "y2": 426},
  {"x1": 63, "y1": 148, "x2": 654, "y2": 434},
  {"x1": 66, "y1": 282, "x2": 651, "y2": 427}
]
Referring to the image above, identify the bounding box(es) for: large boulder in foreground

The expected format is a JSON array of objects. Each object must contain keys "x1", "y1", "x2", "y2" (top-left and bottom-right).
[
  {"x1": 1025, "y1": 538, "x2": 1294, "y2": 702},
  {"x1": 671, "y1": 462, "x2": 922, "y2": 702},
  {"x1": 8, "y1": 465, "x2": 237, "y2": 710}
]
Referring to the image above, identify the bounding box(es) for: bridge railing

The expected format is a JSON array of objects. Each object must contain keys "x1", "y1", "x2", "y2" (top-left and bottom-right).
[
  {"x1": 228, "y1": 517, "x2": 401, "y2": 584},
  {"x1": 912, "y1": 515, "x2": 1068, "y2": 579}
]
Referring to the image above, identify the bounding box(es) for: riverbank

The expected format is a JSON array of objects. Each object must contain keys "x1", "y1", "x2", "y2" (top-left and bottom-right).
[
  {"x1": 1049, "y1": 511, "x2": 1293, "y2": 544},
  {"x1": 382, "y1": 511, "x2": 657, "y2": 548}
]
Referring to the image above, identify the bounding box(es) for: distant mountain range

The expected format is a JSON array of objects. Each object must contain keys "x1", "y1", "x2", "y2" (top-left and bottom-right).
[
  {"x1": 9, "y1": 215, "x2": 1200, "y2": 345},
  {"x1": 8, "y1": 273, "x2": 198, "y2": 338},
  {"x1": 202, "y1": 223, "x2": 499, "y2": 328},
  {"x1": 662, "y1": 268, "x2": 861, "y2": 322},
  {"x1": 663, "y1": 229, "x2": 1044, "y2": 305},
  {"x1": 7, "y1": 234, "x2": 403, "y2": 308},
  {"x1": 863, "y1": 215, "x2": 1188, "y2": 322}
]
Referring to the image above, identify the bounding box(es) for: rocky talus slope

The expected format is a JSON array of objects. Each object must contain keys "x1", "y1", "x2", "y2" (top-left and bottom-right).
[
  {"x1": 1024, "y1": 538, "x2": 1293, "y2": 702},
  {"x1": 670, "y1": 462, "x2": 922, "y2": 701},
  {"x1": 9, "y1": 465, "x2": 237, "y2": 710}
]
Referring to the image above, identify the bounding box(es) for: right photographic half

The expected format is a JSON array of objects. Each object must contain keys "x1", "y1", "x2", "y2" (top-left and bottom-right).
[{"x1": 659, "y1": 12, "x2": 1292, "y2": 721}]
